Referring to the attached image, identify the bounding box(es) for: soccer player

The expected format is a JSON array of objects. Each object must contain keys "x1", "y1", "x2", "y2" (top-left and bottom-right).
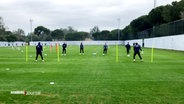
[
  {"x1": 103, "y1": 43, "x2": 108, "y2": 55},
  {"x1": 125, "y1": 42, "x2": 131, "y2": 57},
  {"x1": 35, "y1": 42, "x2": 44, "y2": 62},
  {"x1": 80, "y1": 42, "x2": 84, "y2": 55},
  {"x1": 133, "y1": 43, "x2": 143, "y2": 62},
  {"x1": 62, "y1": 42, "x2": 67, "y2": 56}
]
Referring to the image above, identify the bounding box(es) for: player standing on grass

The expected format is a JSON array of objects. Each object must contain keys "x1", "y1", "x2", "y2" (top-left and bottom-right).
[
  {"x1": 133, "y1": 43, "x2": 143, "y2": 62},
  {"x1": 125, "y1": 42, "x2": 131, "y2": 57},
  {"x1": 35, "y1": 42, "x2": 44, "y2": 62},
  {"x1": 80, "y1": 42, "x2": 84, "y2": 55},
  {"x1": 62, "y1": 42, "x2": 67, "y2": 56},
  {"x1": 103, "y1": 43, "x2": 108, "y2": 55}
]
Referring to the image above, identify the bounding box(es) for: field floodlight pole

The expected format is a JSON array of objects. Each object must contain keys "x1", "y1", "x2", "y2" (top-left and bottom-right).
[
  {"x1": 151, "y1": 0, "x2": 156, "y2": 63},
  {"x1": 154, "y1": 0, "x2": 156, "y2": 9},
  {"x1": 117, "y1": 18, "x2": 120, "y2": 41},
  {"x1": 30, "y1": 19, "x2": 32, "y2": 41}
]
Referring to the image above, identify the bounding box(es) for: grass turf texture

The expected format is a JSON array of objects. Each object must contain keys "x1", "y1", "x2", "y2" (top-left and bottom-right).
[{"x1": 0, "y1": 45, "x2": 184, "y2": 104}]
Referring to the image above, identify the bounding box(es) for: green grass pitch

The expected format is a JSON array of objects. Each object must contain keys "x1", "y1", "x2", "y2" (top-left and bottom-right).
[{"x1": 0, "y1": 45, "x2": 184, "y2": 104}]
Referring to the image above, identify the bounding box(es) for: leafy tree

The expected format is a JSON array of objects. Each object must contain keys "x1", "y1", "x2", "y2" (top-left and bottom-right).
[
  {"x1": 6, "y1": 34, "x2": 17, "y2": 42},
  {"x1": 162, "y1": 5, "x2": 173, "y2": 22},
  {"x1": 90, "y1": 26, "x2": 100, "y2": 40},
  {"x1": 0, "y1": 35, "x2": 6, "y2": 41},
  {"x1": 65, "y1": 32, "x2": 88, "y2": 40},
  {"x1": 51, "y1": 29, "x2": 64, "y2": 40},
  {"x1": 45, "y1": 35, "x2": 52, "y2": 41},
  {"x1": 0, "y1": 17, "x2": 5, "y2": 31},
  {"x1": 131, "y1": 15, "x2": 152, "y2": 32},
  {"x1": 110, "y1": 29, "x2": 119, "y2": 40},
  {"x1": 100, "y1": 30, "x2": 110, "y2": 40},
  {"x1": 92, "y1": 32, "x2": 101, "y2": 40},
  {"x1": 34, "y1": 26, "x2": 50, "y2": 36},
  {"x1": 148, "y1": 6, "x2": 166, "y2": 26},
  {"x1": 121, "y1": 25, "x2": 133, "y2": 40},
  {"x1": 13, "y1": 28, "x2": 25, "y2": 36}
]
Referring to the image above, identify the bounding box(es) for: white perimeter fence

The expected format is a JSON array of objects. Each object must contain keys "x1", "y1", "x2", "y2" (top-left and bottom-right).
[
  {"x1": 0, "y1": 41, "x2": 124, "y2": 47},
  {"x1": 124, "y1": 34, "x2": 184, "y2": 51},
  {"x1": 30, "y1": 41, "x2": 124, "y2": 46},
  {"x1": 1, "y1": 34, "x2": 184, "y2": 51}
]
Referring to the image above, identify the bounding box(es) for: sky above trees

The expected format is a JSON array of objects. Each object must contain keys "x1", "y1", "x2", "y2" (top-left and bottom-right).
[{"x1": 0, "y1": 0, "x2": 181, "y2": 34}]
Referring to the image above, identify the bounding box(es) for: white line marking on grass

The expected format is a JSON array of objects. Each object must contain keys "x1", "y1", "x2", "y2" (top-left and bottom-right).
[
  {"x1": 6, "y1": 68, "x2": 10, "y2": 71},
  {"x1": 50, "y1": 82, "x2": 55, "y2": 85},
  {"x1": 10, "y1": 91, "x2": 24, "y2": 95}
]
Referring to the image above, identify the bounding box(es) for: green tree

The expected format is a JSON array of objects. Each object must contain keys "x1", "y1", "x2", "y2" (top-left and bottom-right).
[
  {"x1": 148, "y1": 6, "x2": 166, "y2": 26},
  {"x1": 110, "y1": 29, "x2": 119, "y2": 40},
  {"x1": 90, "y1": 26, "x2": 100, "y2": 40},
  {"x1": 51, "y1": 29, "x2": 64, "y2": 40},
  {"x1": 100, "y1": 30, "x2": 110, "y2": 40},
  {"x1": 13, "y1": 28, "x2": 25, "y2": 36},
  {"x1": 65, "y1": 32, "x2": 88, "y2": 41},
  {"x1": 162, "y1": 5, "x2": 173, "y2": 22},
  {"x1": 34, "y1": 26, "x2": 50, "y2": 36},
  {"x1": 0, "y1": 17, "x2": 5, "y2": 33},
  {"x1": 6, "y1": 34, "x2": 17, "y2": 42}
]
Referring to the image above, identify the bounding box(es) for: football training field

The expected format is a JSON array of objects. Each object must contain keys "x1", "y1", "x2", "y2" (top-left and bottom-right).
[{"x1": 0, "y1": 45, "x2": 184, "y2": 104}]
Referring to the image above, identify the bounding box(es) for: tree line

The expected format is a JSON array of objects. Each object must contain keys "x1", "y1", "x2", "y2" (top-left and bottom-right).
[
  {"x1": 0, "y1": 0, "x2": 183, "y2": 42},
  {"x1": 121, "y1": 0, "x2": 184, "y2": 40}
]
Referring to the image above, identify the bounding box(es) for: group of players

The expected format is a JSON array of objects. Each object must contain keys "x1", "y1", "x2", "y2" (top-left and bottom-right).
[
  {"x1": 125, "y1": 42, "x2": 143, "y2": 62},
  {"x1": 35, "y1": 42, "x2": 143, "y2": 62}
]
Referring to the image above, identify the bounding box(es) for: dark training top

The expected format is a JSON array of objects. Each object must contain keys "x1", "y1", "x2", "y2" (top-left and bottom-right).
[
  {"x1": 104, "y1": 44, "x2": 108, "y2": 50},
  {"x1": 134, "y1": 44, "x2": 142, "y2": 52},
  {"x1": 80, "y1": 43, "x2": 84, "y2": 49},
  {"x1": 62, "y1": 43, "x2": 67, "y2": 49},
  {"x1": 36, "y1": 43, "x2": 43, "y2": 53},
  {"x1": 125, "y1": 44, "x2": 131, "y2": 50}
]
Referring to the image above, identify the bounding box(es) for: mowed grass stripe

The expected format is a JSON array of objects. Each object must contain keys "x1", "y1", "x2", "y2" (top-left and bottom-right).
[{"x1": 0, "y1": 45, "x2": 184, "y2": 104}]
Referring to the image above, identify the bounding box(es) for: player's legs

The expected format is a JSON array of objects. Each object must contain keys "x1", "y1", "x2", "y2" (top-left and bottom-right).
[
  {"x1": 133, "y1": 52, "x2": 138, "y2": 62},
  {"x1": 104, "y1": 49, "x2": 107, "y2": 54},
  {"x1": 103, "y1": 49, "x2": 105, "y2": 54},
  {"x1": 64, "y1": 49, "x2": 66, "y2": 54},
  {"x1": 80, "y1": 48, "x2": 81, "y2": 53},
  {"x1": 133, "y1": 52, "x2": 136, "y2": 59},
  {"x1": 137, "y1": 52, "x2": 142, "y2": 59},
  {"x1": 62, "y1": 49, "x2": 64, "y2": 54},
  {"x1": 127, "y1": 49, "x2": 129, "y2": 54},
  {"x1": 39, "y1": 53, "x2": 44, "y2": 60},
  {"x1": 36, "y1": 52, "x2": 38, "y2": 60}
]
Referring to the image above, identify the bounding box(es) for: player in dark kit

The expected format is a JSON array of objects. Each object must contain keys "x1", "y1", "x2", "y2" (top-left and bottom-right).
[
  {"x1": 80, "y1": 42, "x2": 84, "y2": 55},
  {"x1": 125, "y1": 42, "x2": 131, "y2": 57},
  {"x1": 35, "y1": 42, "x2": 44, "y2": 62},
  {"x1": 62, "y1": 42, "x2": 67, "y2": 56},
  {"x1": 133, "y1": 43, "x2": 143, "y2": 62},
  {"x1": 103, "y1": 43, "x2": 108, "y2": 55}
]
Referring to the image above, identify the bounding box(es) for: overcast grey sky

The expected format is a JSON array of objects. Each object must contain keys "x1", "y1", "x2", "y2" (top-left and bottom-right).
[{"x1": 0, "y1": 0, "x2": 181, "y2": 34}]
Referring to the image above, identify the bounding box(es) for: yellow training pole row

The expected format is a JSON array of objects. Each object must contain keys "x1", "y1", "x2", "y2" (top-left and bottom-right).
[
  {"x1": 26, "y1": 43, "x2": 28, "y2": 62},
  {"x1": 116, "y1": 43, "x2": 119, "y2": 63},
  {"x1": 151, "y1": 45, "x2": 154, "y2": 63}
]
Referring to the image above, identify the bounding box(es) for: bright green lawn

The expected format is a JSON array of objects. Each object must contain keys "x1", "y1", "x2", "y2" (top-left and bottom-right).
[{"x1": 0, "y1": 45, "x2": 184, "y2": 104}]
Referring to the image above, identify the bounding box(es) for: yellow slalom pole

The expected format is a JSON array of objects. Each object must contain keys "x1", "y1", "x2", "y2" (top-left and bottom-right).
[
  {"x1": 57, "y1": 43, "x2": 60, "y2": 62},
  {"x1": 116, "y1": 43, "x2": 119, "y2": 63},
  {"x1": 151, "y1": 45, "x2": 154, "y2": 63},
  {"x1": 26, "y1": 43, "x2": 28, "y2": 62}
]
